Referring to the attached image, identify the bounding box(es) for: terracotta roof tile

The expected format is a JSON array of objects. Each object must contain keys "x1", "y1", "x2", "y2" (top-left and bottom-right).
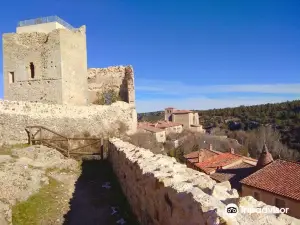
[
  {"x1": 137, "y1": 124, "x2": 164, "y2": 133},
  {"x1": 155, "y1": 121, "x2": 183, "y2": 128},
  {"x1": 184, "y1": 149, "x2": 221, "y2": 164},
  {"x1": 210, "y1": 161, "x2": 256, "y2": 190},
  {"x1": 195, "y1": 153, "x2": 242, "y2": 174},
  {"x1": 240, "y1": 159, "x2": 300, "y2": 201}
]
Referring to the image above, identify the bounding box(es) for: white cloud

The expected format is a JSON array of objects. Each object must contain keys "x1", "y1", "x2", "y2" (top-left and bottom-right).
[
  {"x1": 136, "y1": 95, "x2": 298, "y2": 113},
  {"x1": 135, "y1": 79, "x2": 300, "y2": 95}
]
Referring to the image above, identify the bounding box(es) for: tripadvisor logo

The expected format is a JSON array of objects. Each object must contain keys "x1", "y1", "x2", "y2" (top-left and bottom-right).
[{"x1": 225, "y1": 203, "x2": 239, "y2": 217}]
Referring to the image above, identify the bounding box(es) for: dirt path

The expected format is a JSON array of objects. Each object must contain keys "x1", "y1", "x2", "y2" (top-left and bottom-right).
[{"x1": 63, "y1": 160, "x2": 139, "y2": 225}]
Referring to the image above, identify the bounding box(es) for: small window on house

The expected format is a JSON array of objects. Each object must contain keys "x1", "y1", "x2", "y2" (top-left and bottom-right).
[
  {"x1": 30, "y1": 62, "x2": 35, "y2": 78},
  {"x1": 8, "y1": 72, "x2": 15, "y2": 84},
  {"x1": 254, "y1": 192, "x2": 260, "y2": 201},
  {"x1": 275, "y1": 198, "x2": 286, "y2": 209}
]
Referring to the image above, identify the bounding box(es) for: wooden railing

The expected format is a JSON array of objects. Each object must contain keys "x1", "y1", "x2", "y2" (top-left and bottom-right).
[{"x1": 25, "y1": 125, "x2": 106, "y2": 158}]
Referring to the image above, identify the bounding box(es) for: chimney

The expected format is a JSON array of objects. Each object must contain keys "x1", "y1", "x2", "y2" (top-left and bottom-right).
[
  {"x1": 209, "y1": 144, "x2": 213, "y2": 151},
  {"x1": 230, "y1": 148, "x2": 235, "y2": 154}
]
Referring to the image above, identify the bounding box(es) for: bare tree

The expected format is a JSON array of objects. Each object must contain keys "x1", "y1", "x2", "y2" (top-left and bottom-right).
[
  {"x1": 127, "y1": 132, "x2": 163, "y2": 154},
  {"x1": 246, "y1": 126, "x2": 300, "y2": 160}
]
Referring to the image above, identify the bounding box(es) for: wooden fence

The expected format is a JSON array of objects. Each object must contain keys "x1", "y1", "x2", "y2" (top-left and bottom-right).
[{"x1": 25, "y1": 125, "x2": 107, "y2": 158}]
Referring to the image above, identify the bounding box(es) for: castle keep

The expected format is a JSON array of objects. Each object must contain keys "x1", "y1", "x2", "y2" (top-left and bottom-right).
[
  {"x1": 1, "y1": 16, "x2": 137, "y2": 144},
  {"x1": 2, "y1": 16, "x2": 135, "y2": 106}
]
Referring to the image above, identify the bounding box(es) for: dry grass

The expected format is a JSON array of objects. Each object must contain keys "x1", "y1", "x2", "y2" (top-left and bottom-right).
[
  {"x1": 0, "y1": 143, "x2": 30, "y2": 156},
  {"x1": 12, "y1": 178, "x2": 67, "y2": 225}
]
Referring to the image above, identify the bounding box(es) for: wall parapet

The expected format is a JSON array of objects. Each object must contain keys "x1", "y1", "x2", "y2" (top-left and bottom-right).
[
  {"x1": 18, "y1": 16, "x2": 75, "y2": 30},
  {"x1": 108, "y1": 138, "x2": 300, "y2": 225}
]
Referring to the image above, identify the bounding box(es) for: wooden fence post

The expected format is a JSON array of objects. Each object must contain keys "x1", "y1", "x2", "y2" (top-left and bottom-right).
[
  {"x1": 67, "y1": 139, "x2": 70, "y2": 158},
  {"x1": 100, "y1": 138, "x2": 104, "y2": 160},
  {"x1": 39, "y1": 127, "x2": 42, "y2": 144},
  {"x1": 28, "y1": 128, "x2": 32, "y2": 145}
]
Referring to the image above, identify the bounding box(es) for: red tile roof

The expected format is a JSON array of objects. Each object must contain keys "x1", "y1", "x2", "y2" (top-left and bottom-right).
[
  {"x1": 154, "y1": 121, "x2": 183, "y2": 128},
  {"x1": 137, "y1": 124, "x2": 164, "y2": 133},
  {"x1": 138, "y1": 121, "x2": 182, "y2": 130},
  {"x1": 195, "y1": 153, "x2": 242, "y2": 174},
  {"x1": 210, "y1": 161, "x2": 256, "y2": 190},
  {"x1": 240, "y1": 159, "x2": 300, "y2": 201},
  {"x1": 184, "y1": 149, "x2": 221, "y2": 164}
]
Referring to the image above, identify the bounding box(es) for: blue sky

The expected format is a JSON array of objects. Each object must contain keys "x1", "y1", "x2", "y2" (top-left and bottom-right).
[{"x1": 0, "y1": 0, "x2": 300, "y2": 112}]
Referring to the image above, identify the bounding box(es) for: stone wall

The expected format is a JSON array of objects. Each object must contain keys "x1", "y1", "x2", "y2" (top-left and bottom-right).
[
  {"x1": 3, "y1": 30, "x2": 62, "y2": 103},
  {"x1": 60, "y1": 26, "x2": 88, "y2": 105},
  {"x1": 108, "y1": 138, "x2": 300, "y2": 225},
  {"x1": 87, "y1": 65, "x2": 135, "y2": 105},
  {"x1": 0, "y1": 100, "x2": 137, "y2": 145},
  {"x1": 2, "y1": 26, "x2": 88, "y2": 105}
]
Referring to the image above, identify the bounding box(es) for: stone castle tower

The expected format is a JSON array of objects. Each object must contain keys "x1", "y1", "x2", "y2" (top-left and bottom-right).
[{"x1": 2, "y1": 16, "x2": 88, "y2": 105}]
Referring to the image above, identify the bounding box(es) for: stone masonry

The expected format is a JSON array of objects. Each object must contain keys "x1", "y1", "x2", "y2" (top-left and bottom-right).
[
  {"x1": 109, "y1": 138, "x2": 300, "y2": 225},
  {"x1": 3, "y1": 23, "x2": 88, "y2": 105},
  {"x1": 1, "y1": 16, "x2": 137, "y2": 145},
  {"x1": 0, "y1": 100, "x2": 137, "y2": 145},
  {"x1": 88, "y1": 65, "x2": 135, "y2": 105},
  {"x1": 2, "y1": 16, "x2": 135, "y2": 107}
]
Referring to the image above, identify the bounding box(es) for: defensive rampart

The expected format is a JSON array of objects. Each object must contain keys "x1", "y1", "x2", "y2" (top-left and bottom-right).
[
  {"x1": 0, "y1": 100, "x2": 137, "y2": 145},
  {"x1": 108, "y1": 138, "x2": 300, "y2": 225}
]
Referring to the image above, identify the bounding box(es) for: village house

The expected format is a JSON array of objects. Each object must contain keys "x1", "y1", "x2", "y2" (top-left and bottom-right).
[
  {"x1": 153, "y1": 121, "x2": 183, "y2": 134},
  {"x1": 137, "y1": 122, "x2": 166, "y2": 143},
  {"x1": 184, "y1": 144, "x2": 257, "y2": 191},
  {"x1": 137, "y1": 121, "x2": 184, "y2": 142},
  {"x1": 240, "y1": 146, "x2": 300, "y2": 219},
  {"x1": 164, "y1": 107, "x2": 205, "y2": 133}
]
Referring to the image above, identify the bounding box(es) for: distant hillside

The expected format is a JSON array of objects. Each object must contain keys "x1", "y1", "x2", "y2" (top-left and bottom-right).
[
  {"x1": 138, "y1": 99, "x2": 300, "y2": 152},
  {"x1": 138, "y1": 111, "x2": 164, "y2": 122}
]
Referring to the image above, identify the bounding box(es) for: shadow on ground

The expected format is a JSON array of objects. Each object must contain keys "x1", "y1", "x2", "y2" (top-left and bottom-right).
[{"x1": 63, "y1": 160, "x2": 139, "y2": 225}]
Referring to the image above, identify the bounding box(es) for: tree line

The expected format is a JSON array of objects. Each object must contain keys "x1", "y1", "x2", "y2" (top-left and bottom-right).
[{"x1": 137, "y1": 99, "x2": 300, "y2": 158}]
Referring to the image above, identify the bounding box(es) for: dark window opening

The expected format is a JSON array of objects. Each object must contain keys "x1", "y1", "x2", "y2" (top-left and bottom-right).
[
  {"x1": 275, "y1": 198, "x2": 286, "y2": 209},
  {"x1": 30, "y1": 62, "x2": 35, "y2": 78},
  {"x1": 8, "y1": 72, "x2": 15, "y2": 83}
]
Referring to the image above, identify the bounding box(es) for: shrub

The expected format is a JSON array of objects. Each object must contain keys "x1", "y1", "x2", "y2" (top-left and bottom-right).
[{"x1": 93, "y1": 89, "x2": 121, "y2": 105}]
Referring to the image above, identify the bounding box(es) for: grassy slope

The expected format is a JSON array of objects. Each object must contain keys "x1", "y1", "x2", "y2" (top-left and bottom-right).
[{"x1": 12, "y1": 178, "x2": 66, "y2": 225}]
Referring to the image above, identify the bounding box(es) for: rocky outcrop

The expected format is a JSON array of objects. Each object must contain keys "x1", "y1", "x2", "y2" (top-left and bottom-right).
[{"x1": 108, "y1": 138, "x2": 300, "y2": 225}]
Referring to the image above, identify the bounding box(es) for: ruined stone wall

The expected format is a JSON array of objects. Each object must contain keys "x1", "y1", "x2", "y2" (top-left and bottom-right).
[
  {"x1": 2, "y1": 26, "x2": 88, "y2": 105},
  {"x1": 0, "y1": 100, "x2": 137, "y2": 145},
  {"x1": 60, "y1": 26, "x2": 88, "y2": 105},
  {"x1": 108, "y1": 138, "x2": 300, "y2": 225},
  {"x1": 87, "y1": 65, "x2": 135, "y2": 105}
]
